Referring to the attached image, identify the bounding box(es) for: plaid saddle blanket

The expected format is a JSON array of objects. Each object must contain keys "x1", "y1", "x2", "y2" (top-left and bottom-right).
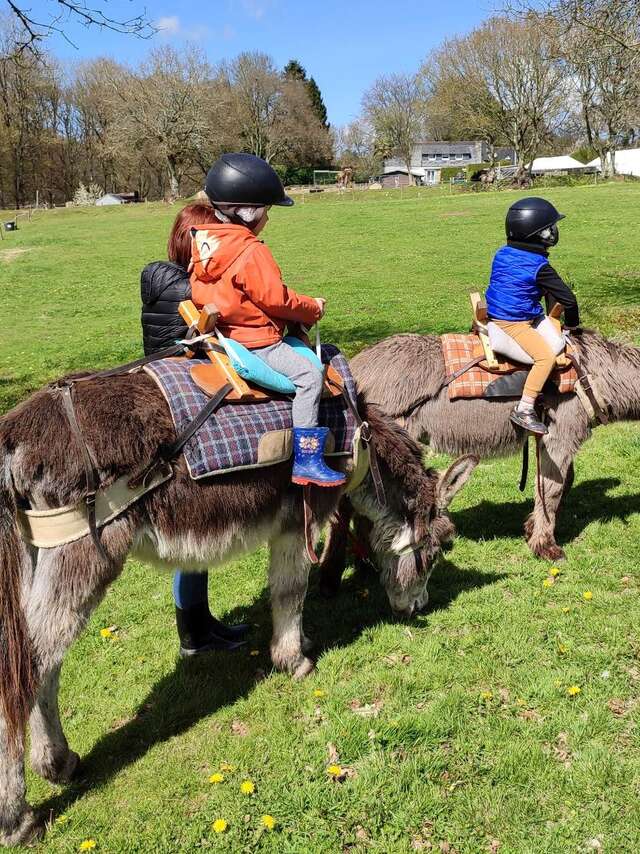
[
  {"x1": 145, "y1": 345, "x2": 358, "y2": 480},
  {"x1": 441, "y1": 333, "x2": 578, "y2": 401}
]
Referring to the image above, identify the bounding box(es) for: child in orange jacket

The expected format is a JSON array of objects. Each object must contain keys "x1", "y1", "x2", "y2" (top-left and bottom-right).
[{"x1": 192, "y1": 153, "x2": 345, "y2": 488}]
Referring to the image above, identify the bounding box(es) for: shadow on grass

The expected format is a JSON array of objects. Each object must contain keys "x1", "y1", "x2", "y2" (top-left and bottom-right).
[
  {"x1": 452, "y1": 477, "x2": 640, "y2": 545},
  {"x1": 37, "y1": 551, "x2": 500, "y2": 821}
]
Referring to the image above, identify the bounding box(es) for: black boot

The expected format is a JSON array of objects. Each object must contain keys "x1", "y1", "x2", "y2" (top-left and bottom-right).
[
  {"x1": 175, "y1": 604, "x2": 249, "y2": 657},
  {"x1": 510, "y1": 407, "x2": 548, "y2": 435}
]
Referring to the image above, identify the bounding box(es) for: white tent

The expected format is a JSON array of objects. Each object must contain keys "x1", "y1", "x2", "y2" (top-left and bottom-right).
[
  {"x1": 586, "y1": 148, "x2": 640, "y2": 177},
  {"x1": 528, "y1": 155, "x2": 588, "y2": 174}
]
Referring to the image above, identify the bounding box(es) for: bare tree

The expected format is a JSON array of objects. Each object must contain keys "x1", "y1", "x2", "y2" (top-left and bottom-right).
[
  {"x1": 334, "y1": 118, "x2": 381, "y2": 179},
  {"x1": 4, "y1": 0, "x2": 155, "y2": 55},
  {"x1": 422, "y1": 17, "x2": 568, "y2": 178},
  {"x1": 362, "y1": 73, "x2": 425, "y2": 185}
]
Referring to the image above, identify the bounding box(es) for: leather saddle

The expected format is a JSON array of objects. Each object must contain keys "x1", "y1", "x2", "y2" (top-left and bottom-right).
[{"x1": 178, "y1": 301, "x2": 343, "y2": 403}]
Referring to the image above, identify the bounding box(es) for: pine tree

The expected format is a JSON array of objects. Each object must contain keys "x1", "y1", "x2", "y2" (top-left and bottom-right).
[{"x1": 283, "y1": 59, "x2": 329, "y2": 128}]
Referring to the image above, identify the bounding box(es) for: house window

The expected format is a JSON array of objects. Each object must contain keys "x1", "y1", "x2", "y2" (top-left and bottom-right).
[
  {"x1": 455, "y1": 153, "x2": 463, "y2": 160},
  {"x1": 441, "y1": 153, "x2": 449, "y2": 160},
  {"x1": 463, "y1": 153, "x2": 471, "y2": 160}
]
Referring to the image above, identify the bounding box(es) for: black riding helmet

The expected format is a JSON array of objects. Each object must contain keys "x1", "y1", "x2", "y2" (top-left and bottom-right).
[
  {"x1": 204, "y1": 153, "x2": 293, "y2": 207},
  {"x1": 506, "y1": 197, "x2": 565, "y2": 246}
]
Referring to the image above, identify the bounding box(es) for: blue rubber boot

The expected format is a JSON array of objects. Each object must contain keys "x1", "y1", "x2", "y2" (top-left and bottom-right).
[{"x1": 292, "y1": 427, "x2": 347, "y2": 487}]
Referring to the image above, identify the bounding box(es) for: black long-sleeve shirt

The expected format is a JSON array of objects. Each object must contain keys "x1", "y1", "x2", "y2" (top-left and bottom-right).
[{"x1": 507, "y1": 241, "x2": 580, "y2": 327}]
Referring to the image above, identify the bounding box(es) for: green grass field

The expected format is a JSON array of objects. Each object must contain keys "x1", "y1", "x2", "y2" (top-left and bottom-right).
[{"x1": 1, "y1": 184, "x2": 639, "y2": 853}]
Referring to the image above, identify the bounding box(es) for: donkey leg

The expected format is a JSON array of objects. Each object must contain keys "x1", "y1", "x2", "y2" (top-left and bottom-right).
[
  {"x1": 319, "y1": 499, "x2": 352, "y2": 598},
  {"x1": 268, "y1": 531, "x2": 314, "y2": 679},
  {"x1": 0, "y1": 717, "x2": 43, "y2": 847},
  {"x1": 29, "y1": 665, "x2": 79, "y2": 784},
  {"x1": 525, "y1": 440, "x2": 574, "y2": 561}
]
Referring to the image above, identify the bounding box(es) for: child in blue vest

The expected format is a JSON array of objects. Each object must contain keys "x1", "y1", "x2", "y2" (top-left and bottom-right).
[{"x1": 485, "y1": 197, "x2": 580, "y2": 435}]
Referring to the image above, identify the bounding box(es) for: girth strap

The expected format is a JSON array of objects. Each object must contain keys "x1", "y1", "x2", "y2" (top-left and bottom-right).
[
  {"x1": 52, "y1": 382, "x2": 110, "y2": 563},
  {"x1": 303, "y1": 485, "x2": 319, "y2": 564}
]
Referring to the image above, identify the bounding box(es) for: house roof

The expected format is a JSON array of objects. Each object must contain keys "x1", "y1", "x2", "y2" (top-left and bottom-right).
[{"x1": 529, "y1": 156, "x2": 587, "y2": 172}]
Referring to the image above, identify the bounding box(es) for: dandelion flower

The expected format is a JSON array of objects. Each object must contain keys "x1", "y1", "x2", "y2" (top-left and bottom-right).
[
  {"x1": 100, "y1": 628, "x2": 113, "y2": 639},
  {"x1": 219, "y1": 762, "x2": 234, "y2": 772},
  {"x1": 313, "y1": 689, "x2": 326, "y2": 698},
  {"x1": 55, "y1": 815, "x2": 69, "y2": 825},
  {"x1": 326, "y1": 764, "x2": 343, "y2": 778},
  {"x1": 550, "y1": 567, "x2": 561, "y2": 577},
  {"x1": 480, "y1": 691, "x2": 493, "y2": 701},
  {"x1": 212, "y1": 818, "x2": 228, "y2": 834},
  {"x1": 567, "y1": 685, "x2": 581, "y2": 697},
  {"x1": 562, "y1": 607, "x2": 570, "y2": 613},
  {"x1": 261, "y1": 815, "x2": 276, "y2": 831},
  {"x1": 558, "y1": 643, "x2": 567, "y2": 654},
  {"x1": 209, "y1": 773, "x2": 224, "y2": 784},
  {"x1": 542, "y1": 578, "x2": 554, "y2": 588},
  {"x1": 79, "y1": 842, "x2": 97, "y2": 851},
  {"x1": 583, "y1": 591, "x2": 593, "y2": 601},
  {"x1": 240, "y1": 780, "x2": 255, "y2": 795}
]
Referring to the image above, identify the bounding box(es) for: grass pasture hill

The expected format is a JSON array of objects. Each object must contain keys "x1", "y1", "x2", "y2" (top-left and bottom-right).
[{"x1": 0, "y1": 183, "x2": 639, "y2": 853}]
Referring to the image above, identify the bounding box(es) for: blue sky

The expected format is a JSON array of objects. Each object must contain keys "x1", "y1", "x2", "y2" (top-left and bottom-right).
[{"x1": 25, "y1": 0, "x2": 494, "y2": 125}]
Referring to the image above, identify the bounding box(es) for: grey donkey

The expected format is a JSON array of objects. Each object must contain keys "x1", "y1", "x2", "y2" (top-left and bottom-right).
[
  {"x1": 0, "y1": 370, "x2": 477, "y2": 846},
  {"x1": 346, "y1": 329, "x2": 639, "y2": 564}
]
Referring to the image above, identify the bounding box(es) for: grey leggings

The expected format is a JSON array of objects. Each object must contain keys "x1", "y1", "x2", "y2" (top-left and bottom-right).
[{"x1": 253, "y1": 340, "x2": 323, "y2": 427}]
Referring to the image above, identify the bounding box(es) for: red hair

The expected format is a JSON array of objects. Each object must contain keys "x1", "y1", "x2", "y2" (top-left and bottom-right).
[{"x1": 167, "y1": 202, "x2": 218, "y2": 270}]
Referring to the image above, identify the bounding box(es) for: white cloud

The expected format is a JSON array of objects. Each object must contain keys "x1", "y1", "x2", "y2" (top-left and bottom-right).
[
  {"x1": 155, "y1": 15, "x2": 210, "y2": 41},
  {"x1": 156, "y1": 15, "x2": 181, "y2": 35}
]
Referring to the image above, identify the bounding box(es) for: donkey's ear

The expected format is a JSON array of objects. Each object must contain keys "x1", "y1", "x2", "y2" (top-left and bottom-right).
[{"x1": 436, "y1": 455, "x2": 479, "y2": 510}]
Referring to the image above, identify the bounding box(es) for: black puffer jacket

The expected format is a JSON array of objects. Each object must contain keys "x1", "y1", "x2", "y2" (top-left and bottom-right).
[{"x1": 141, "y1": 261, "x2": 191, "y2": 355}]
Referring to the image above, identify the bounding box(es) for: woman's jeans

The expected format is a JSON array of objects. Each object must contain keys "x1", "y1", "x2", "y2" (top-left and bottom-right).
[{"x1": 173, "y1": 571, "x2": 208, "y2": 609}]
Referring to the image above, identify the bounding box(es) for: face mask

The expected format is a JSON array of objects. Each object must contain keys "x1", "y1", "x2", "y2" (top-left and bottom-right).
[{"x1": 537, "y1": 223, "x2": 559, "y2": 246}]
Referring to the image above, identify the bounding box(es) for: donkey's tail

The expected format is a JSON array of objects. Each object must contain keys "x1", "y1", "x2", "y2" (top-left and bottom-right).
[{"x1": 0, "y1": 454, "x2": 36, "y2": 751}]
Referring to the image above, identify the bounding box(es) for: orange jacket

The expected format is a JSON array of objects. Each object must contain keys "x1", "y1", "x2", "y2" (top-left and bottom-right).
[{"x1": 190, "y1": 223, "x2": 321, "y2": 349}]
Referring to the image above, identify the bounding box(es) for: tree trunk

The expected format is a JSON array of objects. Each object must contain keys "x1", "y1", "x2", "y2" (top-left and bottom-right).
[{"x1": 167, "y1": 155, "x2": 180, "y2": 202}]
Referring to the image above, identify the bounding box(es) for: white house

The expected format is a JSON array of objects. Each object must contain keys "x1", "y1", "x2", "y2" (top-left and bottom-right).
[
  {"x1": 382, "y1": 140, "x2": 516, "y2": 187},
  {"x1": 95, "y1": 192, "x2": 140, "y2": 206},
  {"x1": 528, "y1": 155, "x2": 589, "y2": 174},
  {"x1": 586, "y1": 148, "x2": 640, "y2": 177}
]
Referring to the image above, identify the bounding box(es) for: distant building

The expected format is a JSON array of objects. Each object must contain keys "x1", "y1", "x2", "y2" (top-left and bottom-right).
[
  {"x1": 586, "y1": 148, "x2": 640, "y2": 177},
  {"x1": 528, "y1": 156, "x2": 590, "y2": 175},
  {"x1": 95, "y1": 192, "x2": 140, "y2": 206},
  {"x1": 381, "y1": 141, "x2": 516, "y2": 185}
]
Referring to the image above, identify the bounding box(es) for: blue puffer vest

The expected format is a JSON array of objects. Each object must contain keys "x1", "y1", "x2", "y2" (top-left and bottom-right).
[{"x1": 486, "y1": 245, "x2": 548, "y2": 321}]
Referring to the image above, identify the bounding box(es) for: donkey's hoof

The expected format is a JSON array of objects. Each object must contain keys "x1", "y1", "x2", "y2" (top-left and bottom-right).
[
  {"x1": 293, "y1": 657, "x2": 315, "y2": 680},
  {"x1": 301, "y1": 635, "x2": 315, "y2": 656},
  {"x1": 531, "y1": 541, "x2": 566, "y2": 562},
  {"x1": 33, "y1": 750, "x2": 80, "y2": 785},
  {"x1": 0, "y1": 808, "x2": 44, "y2": 847}
]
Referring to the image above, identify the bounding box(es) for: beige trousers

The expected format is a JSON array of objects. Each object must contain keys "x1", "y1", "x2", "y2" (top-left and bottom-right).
[{"x1": 494, "y1": 319, "x2": 556, "y2": 399}]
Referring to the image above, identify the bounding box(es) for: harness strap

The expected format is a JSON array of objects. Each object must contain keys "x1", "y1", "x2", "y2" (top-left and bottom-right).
[
  {"x1": 442, "y1": 354, "x2": 486, "y2": 387},
  {"x1": 565, "y1": 345, "x2": 609, "y2": 425},
  {"x1": 56, "y1": 342, "x2": 188, "y2": 386},
  {"x1": 53, "y1": 383, "x2": 111, "y2": 563},
  {"x1": 328, "y1": 377, "x2": 385, "y2": 507},
  {"x1": 519, "y1": 438, "x2": 529, "y2": 492},
  {"x1": 303, "y1": 485, "x2": 319, "y2": 564}
]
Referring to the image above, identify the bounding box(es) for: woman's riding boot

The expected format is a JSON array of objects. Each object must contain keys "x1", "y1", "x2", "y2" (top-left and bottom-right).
[{"x1": 175, "y1": 603, "x2": 249, "y2": 657}]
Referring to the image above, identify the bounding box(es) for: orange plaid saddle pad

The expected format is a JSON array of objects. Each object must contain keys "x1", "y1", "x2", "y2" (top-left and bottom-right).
[{"x1": 441, "y1": 333, "x2": 579, "y2": 401}]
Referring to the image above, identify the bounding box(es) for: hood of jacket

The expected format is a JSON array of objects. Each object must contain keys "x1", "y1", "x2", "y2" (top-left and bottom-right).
[{"x1": 190, "y1": 222, "x2": 258, "y2": 279}]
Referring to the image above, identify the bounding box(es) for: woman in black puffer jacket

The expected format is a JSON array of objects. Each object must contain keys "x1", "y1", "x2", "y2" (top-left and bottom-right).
[{"x1": 141, "y1": 202, "x2": 249, "y2": 655}]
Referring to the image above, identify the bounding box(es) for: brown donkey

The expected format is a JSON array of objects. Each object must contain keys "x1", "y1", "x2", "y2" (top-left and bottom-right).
[
  {"x1": 346, "y1": 329, "x2": 640, "y2": 562},
  {"x1": 0, "y1": 370, "x2": 477, "y2": 846}
]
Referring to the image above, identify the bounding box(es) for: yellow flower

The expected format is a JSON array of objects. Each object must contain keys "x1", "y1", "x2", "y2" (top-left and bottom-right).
[
  {"x1": 99, "y1": 628, "x2": 113, "y2": 639},
  {"x1": 240, "y1": 780, "x2": 255, "y2": 794},
  {"x1": 79, "y1": 842, "x2": 97, "y2": 851},
  {"x1": 209, "y1": 772, "x2": 224, "y2": 784},
  {"x1": 219, "y1": 762, "x2": 234, "y2": 772},
  {"x1": 542, "y1": 578, "x2": 554, "y2": 588},
  {"x1": 562, "y1": 607, "x2": 570, "y2": 613},
  {"x1": 558, "y1": 643, "x2": 567, "y2": 654},
  {"x1": 549, "y1": 566, "x2": 561, "y2": 577},
  {"x1": 313, "y1": 689, "x2": 326, "y2": 698},
  {"x1": 567, "y1": 685, "x2": 581, "y2": 696},
  {"x1": 249, "y1": 649, "x2": 260, "y2": 657},
  {"x1": 212, "y1": 818, "x2": 228, "y2": 834},
  {"x1": 480, "y1": 691, "x2": 493, "y2": 701},
  {"x1": 583, "y1": 591, "x2": 593, "y2": 601},
  {"x1": 55, "y1": 814, "x2": 69, "y2": 825},
  {"x1": 261, "y1": 814, "x2": 276, "y2": 831},
  {"x1": 326, "y1": 764, "x2": 343, "y2": 777}
]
